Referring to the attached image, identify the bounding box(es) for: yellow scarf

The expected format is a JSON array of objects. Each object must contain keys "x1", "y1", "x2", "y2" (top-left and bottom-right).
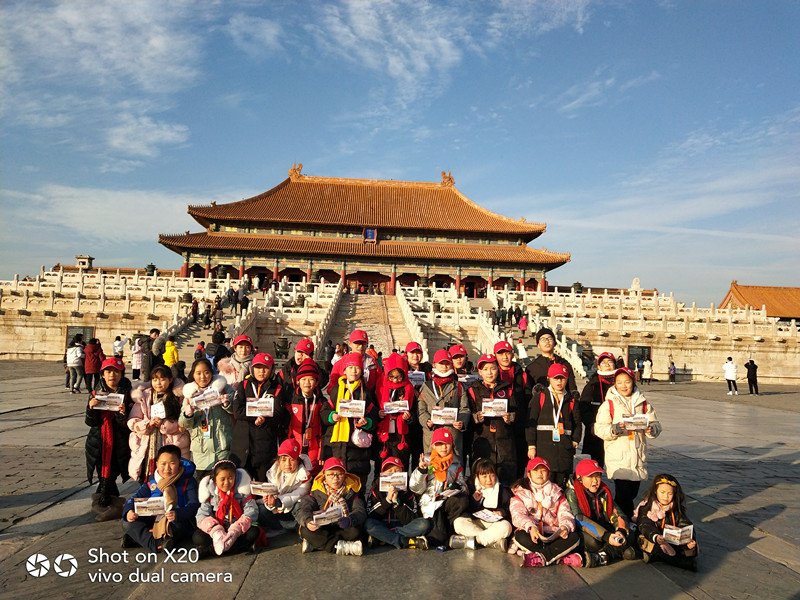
[{"x1": 331, "y1": 377, "x2": 361, "y2": 443}]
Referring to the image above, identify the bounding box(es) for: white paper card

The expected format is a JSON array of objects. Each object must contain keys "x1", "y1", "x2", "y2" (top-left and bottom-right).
[
  {"x1": 246, "y1": 396, "x2": 274, "y2": 417},
  {"x1": 622, "y1": 413, "x2": 649, "y2": 431},
  {"x1": 482, "y1": 399, "x2": 508, "y2": 417},
  {"x1": 134, "y1": 496, "x2": 166, "y2": 516},
  {"x1": 337, "y1": 400, "x2": 365, "y2": 419},
  {"x1": 379, "y1": 472, "x2": 408, "y2": 492},
  {"x1": 150, "y1": 403, "x2": 166, "y2": 419},
  {"x1": 431, "y1": 407, "x2": 458, "y2": 425},
  {"x1": 191, "y1": 388, "x2": 226, "y2": 410},
  {"x1": 458, "y1": 374, "x2": 480, "y2": 385},
  {"x1": 408, "y1": 371, "x2": 427, "y2": 387},
  {"x1": 663, "y1": 524, "x2": 693, "y2": 545},
  {"x1": 383, "y1": 400, "x2": 409, "y2": 415},
  {"x1": 250, "y1": 482, "x2": 279, "y2": 496},
  {"x1": 472, "y1": 509, "x2": 504, "y2": 523},
  {"x1": 312, "y1": 504, "x2": 345, "y2": 526},
  {"x1": 93, "y1": 393, "x2": 124, "y2": 411}
]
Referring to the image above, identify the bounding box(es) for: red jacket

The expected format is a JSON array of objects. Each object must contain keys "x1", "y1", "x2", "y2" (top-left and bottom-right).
[{"x1": 84, "y1": 343, "x2": 106, "y2": 374}]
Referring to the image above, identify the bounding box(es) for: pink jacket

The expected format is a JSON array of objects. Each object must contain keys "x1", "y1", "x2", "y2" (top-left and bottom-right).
[
  {"x1": 127, "y1": 380, "x2": 189, "y2": 480},
  {"x1": 510, "y1": 481, "x2": 576, "y2": 536}
]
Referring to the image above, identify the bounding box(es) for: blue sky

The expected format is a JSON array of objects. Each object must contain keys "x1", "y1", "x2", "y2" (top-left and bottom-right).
[{"x1": 2, "y1": 0, "x2": 798, "y2": 305}]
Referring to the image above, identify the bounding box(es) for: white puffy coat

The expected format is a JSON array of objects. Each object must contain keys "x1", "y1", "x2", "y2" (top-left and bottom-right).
[{"x1": 593, "y1": 386, "x2": 661, "y2": 482}]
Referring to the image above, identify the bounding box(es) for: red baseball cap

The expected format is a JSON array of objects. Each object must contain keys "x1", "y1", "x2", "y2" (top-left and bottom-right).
[
  {"x1": 295, "y1": 339, "x2": 314, "y2": 355},
  {"x1": 476, "y1": 354, "x2": 497, "y2": 370},
  {"x1": 233, "y1": 335, "x2": 253, "y2": 348},
  {"x1": 526, "y1": 457, "x2": 550, "y2": 472},
  {"x1": 380, "y1": 457, "x2": 405, "y2": 472},
  {"x1": 349, "y1": 330, "x2": 369, "y2": 344},
  {"x1": 449, "y1": 344, "x2": 467, "y2": 358},
  {"x1": 277, "y1": 439, "x2": 301, "y2": 461},
  {"x1": 547, "y1": 363, "x2": 569, "y2": 379},
  {"x1": 252, "y1": 353, "x2": 274, "y2": 368},
  {"x1": 322, "y1": 457, "x2": 346, "y2": 472},
  {"x1": 613, "y1": 367, "x2": 636, "y2": 380},
  {"x1": 494, "y1": 340, "x2": 513, "y2": 354},
  {"x1": 433, "y1": 349, "x2": 452, "y2": 364},
  {"x1": 575, "y1": 459, "x2": 604, "y2": 478},
  {"x1": 431, "y1": 428, "x2": 453, "y2": 445},
  {"x1": 101, "y1": 357, "x2": 125, "y2": 372},
  {"x1": 597, "y1": 352, "x2": 616, "y2": 365},
  {"x1": 405, "y1": 341, "x2": 423, "y2": 353}
]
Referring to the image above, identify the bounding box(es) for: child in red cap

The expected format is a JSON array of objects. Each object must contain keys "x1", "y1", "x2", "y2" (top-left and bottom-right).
[
  {"x1": 565, "y1": 459, "x2": 635, "y2": 567},
  {"x1": 230, "y1": 352, "x2": 283, "y2": 481},
  {"x1": 283, "y1": 358, "x2": 325, "y2": 472},
  {"x1": 86, "y1": 357, "x2": 134, "y2": 520},
  {"x1": 409, "y1": 428, "x2": 469, "y2": 548},
  {"x1": 510, "y1": 457, "x2": 581, "y2": 567},
  {"x1": 217, "y1": 335, "x2": 254, "y2": 385},
  {"x1": 526, "y1": 363, "x2": 582, "y2": 489},
  {"x1": 468, "y1": 354, "x2": 517, "y2": 484},
  {"x1": 322, "y1": 352, "x2": 379, "y2": 492},
  {"x1": 257, "y1": 439, "x2": 313, "y2": 534},
  {"x1": 417, "y1": 350, "x2": 471, "y2": 459},
  {"x1": 296, "y1": 457, "x2": 366, "y2": 555},
  {"x1": 364, "y1": 457, "x2": 431, "y2": 550}
]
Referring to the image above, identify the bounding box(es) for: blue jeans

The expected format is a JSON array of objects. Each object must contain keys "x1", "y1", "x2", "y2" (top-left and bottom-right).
[{"x1": 364, "y1": 517, "x2": 432, "y2": 549}]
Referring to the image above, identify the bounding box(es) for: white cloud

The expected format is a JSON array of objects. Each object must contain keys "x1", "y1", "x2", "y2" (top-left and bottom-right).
[
  {"x1": 225, "y1": 13, "x2": 283, "y2": 58},
  {"x1": 106, "y1": 114, "x2": 190, "y2": 158},
  {"x1": 619, "y1": 70, "x2": 661, "y2": 92},
  {"x1": 485, "y1": 0, "x2": 591, "y2": 40}
]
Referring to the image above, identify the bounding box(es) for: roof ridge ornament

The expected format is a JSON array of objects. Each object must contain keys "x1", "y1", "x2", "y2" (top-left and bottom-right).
[
  {"x1": 289, "y1": 163, "x2": 303, "y2": 180},
  {"x1": 440, "y1": 171, "x2": 455, "y2": 187}
]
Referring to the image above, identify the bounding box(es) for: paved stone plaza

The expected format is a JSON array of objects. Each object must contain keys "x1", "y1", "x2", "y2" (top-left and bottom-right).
[{"x1": 1, "y1": 361, "x2": 798, "y2": 600}]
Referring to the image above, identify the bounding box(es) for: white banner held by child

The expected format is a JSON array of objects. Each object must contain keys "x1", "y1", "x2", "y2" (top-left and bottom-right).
[
  {"x1": 379, "y1": 472, "x2": 408, "y2": 492},
  {"x1": 337, "y1": 400, "x2": 365, "y2": 419},
  {"x1": 250, "y1": 482, "x2": 279, "y2": 496},
  {"x1": 134, "y1": 496, "x2": 167, "y2": 517},
  {"x1": 246, "y1": 396, "x2": 274, "y2": 417},
  {"x1": 431, "y1": 407, "x2": 458, "y2": 425},
  {"x1": 481, "y1": 399, "x2": 508, "y2": 418},
  {"x1": 93, "y1": 393, "x2": 125, "y2": 411},
  {"x1": 312, "y1": 504, "x2": 345, "y2": 526},
  {"x1": 383, "y1": 400, "x2": 409, "y2": 415}
]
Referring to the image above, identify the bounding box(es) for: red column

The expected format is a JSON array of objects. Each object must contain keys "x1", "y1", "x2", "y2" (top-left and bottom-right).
[
  {"x1": 488, "y1": 273, "x2": 493, "y2": 289},
  {"x1": 306, "y1": 267, "x2": 312, "y2": 282},
  {"x1": 455, "y1": 271, "x2": 461, "y2": 297},
  {"x1": 389, "y1": 270, "x2": 396, "y2": 295},
  {"x1": 272, "y1": 265, "x2": 279, "y2": 281},
  {"x1": 539, "y1": 278, "x2": 548, "y2": 292},
  {"x1": 340, "y1": 267, "x2": 346, "y2": 286},
  {"x1": 239, "y1": 264, "x2": 245, "y2": 278},
  {"x1": 204, "y1": 261, "x2": 210, "y2": 278},
  {"x1": 179, "y1": 261, "x2": 188, "y2": 277}
]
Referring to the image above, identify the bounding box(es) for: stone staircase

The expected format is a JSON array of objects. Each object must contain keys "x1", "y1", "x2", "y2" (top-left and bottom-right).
[{"x1": 325, "y1": 295, "x2": 412, "y2": 355}]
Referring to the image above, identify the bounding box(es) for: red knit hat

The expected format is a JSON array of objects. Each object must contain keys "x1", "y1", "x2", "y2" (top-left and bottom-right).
[
  {"x1": 295, "y1": 358, "x2": 319, "y2": 380},
  {"x1": 277, "y1": 439, "x2": 301, "y2": 461}
]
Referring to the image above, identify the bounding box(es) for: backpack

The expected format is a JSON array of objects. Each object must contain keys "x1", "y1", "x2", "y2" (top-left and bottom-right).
[
  {"x1": 538, "y1": 390, "x2": 575, "y2": 414},
  {"x1": 194, "y1": 347, "x2": 204, "y2": 360}
]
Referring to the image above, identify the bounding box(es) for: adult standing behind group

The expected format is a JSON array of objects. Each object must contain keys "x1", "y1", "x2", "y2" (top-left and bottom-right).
[
  {"x1": 525, "y1": 328, "x2": 577, "y2": 392},
  {"x1": 65, "y1": 334, "x2": 86, "y2": 393},
  {"x1": 83, "y1": 338, "x2": 106, "y2": 393},
  {"x1": 139, "y1": 328, "x2": 164, "y2": 382},
  {"x1": 723, "y1": 357, "x2": 739, "y2": 396}
]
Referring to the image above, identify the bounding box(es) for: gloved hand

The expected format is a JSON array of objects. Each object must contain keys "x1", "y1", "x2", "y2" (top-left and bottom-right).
[
  {"x1": 611, "y1": 423, "x2": 625, "y2": 436},
  {"x1": 338, "y1": 516, "x2": 352, "y2": 529}
]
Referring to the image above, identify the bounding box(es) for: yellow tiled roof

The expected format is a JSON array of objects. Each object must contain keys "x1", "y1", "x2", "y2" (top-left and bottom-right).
[{"x1": 720, "y1": 280, "x2": 800, "y2": 319}]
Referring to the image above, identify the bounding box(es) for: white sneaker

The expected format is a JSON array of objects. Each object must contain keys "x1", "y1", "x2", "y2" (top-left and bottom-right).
[
  {"x1": 335, "y1": 540, "x2": 363, "y2": 556},
  {"x1": 734, "y1": 391, "x2": 738, "y2": 395},
  {"x1": 727, "y1": 391, "x2": 733, "y2": 395},
  {"x1": 301, "y1": 539, "x2": 313, "y2": 553}
]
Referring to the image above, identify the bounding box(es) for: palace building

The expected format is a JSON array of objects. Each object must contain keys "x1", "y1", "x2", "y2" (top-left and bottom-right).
[{"x1": 159, "y1": 164, "x2": 570, "y2": 296}]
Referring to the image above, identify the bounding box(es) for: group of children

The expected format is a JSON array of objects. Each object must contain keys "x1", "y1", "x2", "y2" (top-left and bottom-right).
[{"x1": 83, "y1": 328, "x2": 697, "y2": 569}]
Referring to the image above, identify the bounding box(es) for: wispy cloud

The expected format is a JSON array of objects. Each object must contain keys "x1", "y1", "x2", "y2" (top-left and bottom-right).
[
  {"x1": 225, "y1": 14, "x2": 283, "y2": 59},
  {"x1": 107, "y1": 114, "x2": 189, "y2": 158},
  {"x1": 619, "y1": 70, "x2": 661, "y2": 92}
]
